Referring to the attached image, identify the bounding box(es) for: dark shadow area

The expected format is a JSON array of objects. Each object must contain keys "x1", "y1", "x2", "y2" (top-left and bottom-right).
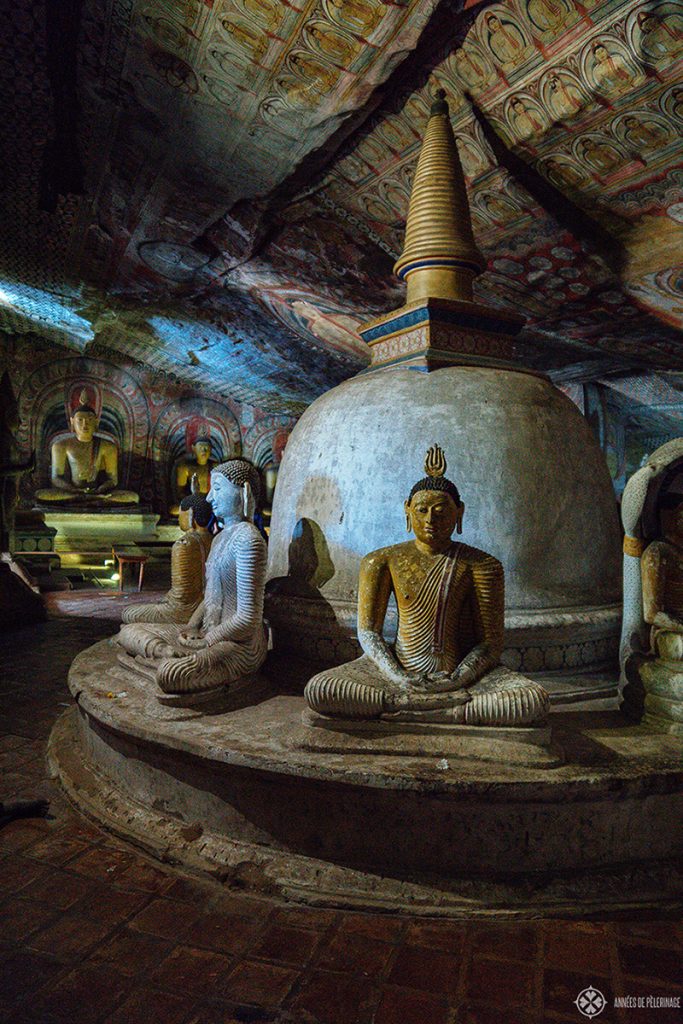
[
  {"x1": 465, "y1": 93, "x2": 626, "y2": 276},
  {"x1": 266, "y1": 517, "x2": 343, "y2": 690},
  {"x1": 267, "y1": 517, "x2": 335, "y2": 599}
]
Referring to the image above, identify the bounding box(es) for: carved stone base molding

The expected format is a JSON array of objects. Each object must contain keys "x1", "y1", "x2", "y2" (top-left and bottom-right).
[{"x1": 49, "y1": 638, "x2": 683, "y2": 917}]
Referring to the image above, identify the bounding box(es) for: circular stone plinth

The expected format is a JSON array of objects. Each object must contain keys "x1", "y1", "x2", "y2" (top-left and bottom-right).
[{"x1": 49, "y1": 639, "x2": 683, "y2": 918}]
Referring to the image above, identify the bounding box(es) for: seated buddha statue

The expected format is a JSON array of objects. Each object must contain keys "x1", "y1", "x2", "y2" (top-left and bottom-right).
[
  {"x1": 638, "y1": 490, "x2": 683, "y2": 733},
  {"x1": 116, "y1": 458, "x2": 267, "y2": 705},
  {"x1": 35, "y1": 391, "x2": 138, "y2": 505},
  {"x1": 305, "y1": 446, "x2": 549, "y2": 727},
  {"x1": 170, "y1": 437, "x2": 215, "y2": 516},
  {"x1": 122, "y1": 476, "x2": 213, "y2": 626}
]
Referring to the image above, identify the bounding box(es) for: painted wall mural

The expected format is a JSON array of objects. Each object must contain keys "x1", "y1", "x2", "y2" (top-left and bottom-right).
[
  {"x1": 1, "y1": 335, "x2": 297, "y2": 515},
  {"x1": 0, "y1": 0, "x2": 681, "y2": 451},
  {"x1": 560, "y1": 372, "x2": 683, "y2": 496}
]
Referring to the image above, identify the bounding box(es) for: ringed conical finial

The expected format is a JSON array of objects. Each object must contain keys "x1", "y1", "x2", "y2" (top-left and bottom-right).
[{"x1": 393, "y1": 87, "x2": 483, "y2": 304}]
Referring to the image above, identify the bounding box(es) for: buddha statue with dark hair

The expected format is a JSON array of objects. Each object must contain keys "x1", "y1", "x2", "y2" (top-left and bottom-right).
[
  {"x1": 305, "y1": 445, "x2": 549, "y2": 726},
  {"x1": 122, "y1": 476, "x2": 213, "y2": 625}
]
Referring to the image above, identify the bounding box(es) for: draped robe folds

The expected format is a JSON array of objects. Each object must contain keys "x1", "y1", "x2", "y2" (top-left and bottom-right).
[
  {"x1": 122, "y1": 529, "x2": 211, "y2": 624},
  {"x1": 117, "y1": 521, "x2": 267, "y2": 695},
  {"x1": 305, "y1": 542, "x2": 549, "y2": 726},
  {"x1": 35, "y1": 435, "x2": 139, "y2": 504}
]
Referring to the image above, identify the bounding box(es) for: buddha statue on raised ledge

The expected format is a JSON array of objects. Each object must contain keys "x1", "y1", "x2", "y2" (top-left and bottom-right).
[
  {"x1": 116, "y1": 458, "x2": 267, "y2": 705},
  {"x1": 35, "y1": 391, "x2": 138, "y2": 505},
  {"x1": 305, "y1": 445, "x2": 549, "y2": 726},
  {"x1": 637, "y1": 490, "x2": 683, "y2": 734},
  {"x1": 170, "y1": 437, "x2": 215, "y2": 516},
  {"x1": 122, "y1": 476, "x2": 213, "y2": 626}
]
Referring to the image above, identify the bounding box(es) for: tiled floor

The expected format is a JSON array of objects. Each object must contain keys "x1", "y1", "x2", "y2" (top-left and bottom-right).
[{"x1": 1, "y1": 595, "x2": 681, "y2": 1024}]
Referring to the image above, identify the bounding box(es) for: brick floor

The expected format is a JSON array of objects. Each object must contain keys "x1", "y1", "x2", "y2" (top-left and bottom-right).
[{"x1": 0, "y1": 610, "x2": 681, "y2": 1024}]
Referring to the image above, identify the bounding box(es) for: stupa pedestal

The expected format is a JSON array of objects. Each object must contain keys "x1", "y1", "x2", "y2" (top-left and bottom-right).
[
  {"x1": 359, "y1": 296, "x2": 521, "y2": 372},
  {"x1": 47, "y1": 637, "x2": 683, "y2": 916}
]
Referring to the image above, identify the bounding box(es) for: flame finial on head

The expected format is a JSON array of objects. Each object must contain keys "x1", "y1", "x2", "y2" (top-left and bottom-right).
[
  {"x1": 425, "y1": 444, "x2": 447, "y2": 479},
  {"x1": 72, "y1": 387, "x2": 97, "y2": 416},
  {"x1": 408, "y1": 445, "x2": 461, "y2": 519}
]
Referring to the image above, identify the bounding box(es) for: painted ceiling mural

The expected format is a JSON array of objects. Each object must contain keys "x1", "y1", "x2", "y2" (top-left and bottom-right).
[
  {"x1": 0, "y1": 0, "x2": 682, "y2": 441},
  {"x1": 319, "y1": 0, "x2": 683, "y2": 371}
]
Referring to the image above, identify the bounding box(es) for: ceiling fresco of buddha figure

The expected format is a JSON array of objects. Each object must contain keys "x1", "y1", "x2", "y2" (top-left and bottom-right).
[
  {"x1": 540, "y1": 68, "x2": 593, "y2": 123},
  {"x1": 526, "y1": 0, "x2": 577, "y2": 36},
  {"x1": 0, "y1": 0, "x2": 681, "y2": 451}
]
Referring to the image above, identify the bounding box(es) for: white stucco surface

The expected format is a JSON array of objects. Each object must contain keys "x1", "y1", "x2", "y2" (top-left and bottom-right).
[{"x1": 268, "y1": 366, "x2": 622, "y2": 612}]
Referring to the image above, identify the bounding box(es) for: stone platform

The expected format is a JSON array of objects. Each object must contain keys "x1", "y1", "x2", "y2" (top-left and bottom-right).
[
  {"x1": 49, "y1": 638, "x2": 683, "y2": 918},
  {"x1": 41, "y1": 508, "x2": 161, "y2": 552},
  {"x1": 301, "y1": 710, "x2": 562, "y2": 767}
]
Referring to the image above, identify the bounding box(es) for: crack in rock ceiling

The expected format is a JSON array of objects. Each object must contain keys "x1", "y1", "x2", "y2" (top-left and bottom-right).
[{"x1": 0, "y1": 0, "x2": 681, "y2": 429}]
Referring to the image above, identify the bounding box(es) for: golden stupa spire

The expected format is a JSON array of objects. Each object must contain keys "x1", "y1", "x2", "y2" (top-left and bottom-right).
[{"x1": 394, "y1": 89, "x2": 483, "y2": 304}]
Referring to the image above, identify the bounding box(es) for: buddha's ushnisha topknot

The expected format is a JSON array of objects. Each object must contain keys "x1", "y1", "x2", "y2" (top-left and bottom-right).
[
  {"x1": 424, "y1": 443, "x2": 447, "y2": 478},
  {"x1": 73, "y1": 388, "x2": 97, "y2": 416},
  {"x1": 212, "y1": 458, "x2": 261, "y2": 505},
  {"x1": 408, "y1": 444, "x2": 460, "y2": 505}
]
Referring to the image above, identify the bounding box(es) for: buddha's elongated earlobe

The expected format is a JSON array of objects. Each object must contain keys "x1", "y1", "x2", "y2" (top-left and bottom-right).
[
  {"x1": 456, "y1": 502, "x2": 465, "y2": 535},
  {"x1": 242, "y1": 481, "x2": 256, "y2": 521},
  {"x1": 404, "y1": 500, "x2": 412, "y2": 533}
]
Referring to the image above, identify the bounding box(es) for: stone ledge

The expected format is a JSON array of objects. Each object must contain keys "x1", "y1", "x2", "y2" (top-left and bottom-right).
[
  {"x1": 299, "y1": 709, "x2": 562, "y2": 768},
  {"x1": 47, "y1": 637, "x2": 683, "y2": 917},
  {"x1": 49, "y1": 705, "x2": 683, "y2": 918}
]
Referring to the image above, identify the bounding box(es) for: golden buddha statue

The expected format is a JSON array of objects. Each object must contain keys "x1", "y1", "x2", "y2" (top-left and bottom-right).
[
  {"x1": 305, "y1": 446, "x2": 549, "y2": 726},
  {"x1": 117, "y1": 459, "x2": 267, "y2": 705},
  {"x1": 35, "y1": 391, "x2": 138, "y2": 505},
  {"x1": 122, "y1": 476, "x2": 212, "y2": 625},
  {"x1": 638, "y1": 491, "x2": 683, "y2": 733},
  {"x1": 171, "y1": 437, "x2": 215, "y2": 516}
]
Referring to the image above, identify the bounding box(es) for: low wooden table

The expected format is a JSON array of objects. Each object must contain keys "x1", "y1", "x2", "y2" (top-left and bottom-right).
[{"x1": 112, "y1": 549, "x2": 148, "y2": 593}]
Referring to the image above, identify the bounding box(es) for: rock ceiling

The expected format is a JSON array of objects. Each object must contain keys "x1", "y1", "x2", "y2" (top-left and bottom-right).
[{"x1": 1, "y1": 0, "x2": 682, "y2": 429}]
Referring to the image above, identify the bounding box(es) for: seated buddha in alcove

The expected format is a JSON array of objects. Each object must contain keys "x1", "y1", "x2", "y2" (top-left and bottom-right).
[
  {"x1": 638, "y1": 488, "x2": 683, "y2": 733},
  {"x1": 170, "y1": 436, "x2": 216, "y2": 516},
  {"x1": 35, "y1": 390, "x2": 138, "y2": 505}
]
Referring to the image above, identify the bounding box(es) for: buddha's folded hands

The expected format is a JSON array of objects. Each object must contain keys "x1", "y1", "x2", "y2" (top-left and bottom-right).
[
  {"x1": 386, "y1": 686, "x2": 472, "y2": 711},
  {"x1": 176, "y1": 631, "x2": 207, "y2": 650}
]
